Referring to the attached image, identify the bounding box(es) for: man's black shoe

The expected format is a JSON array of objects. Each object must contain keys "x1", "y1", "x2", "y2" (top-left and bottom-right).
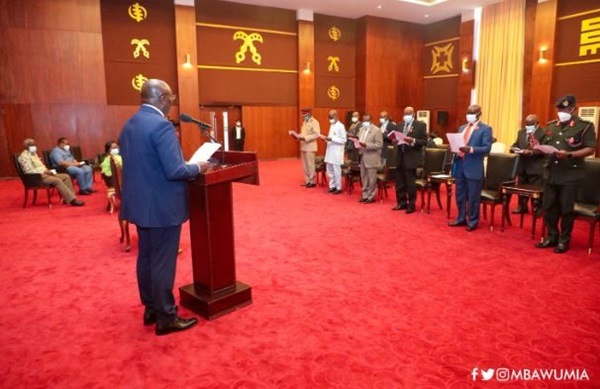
[
  {"x1": 328, "y1": 188, "x2": 336, "y2": 193},
  {"x1": 332, "y1": 189, "x2": 342, "y2": 194},
  {"x1": 405, "y1": 208, "x2": 415, "y2": 214},
  {"x1": 448, "y1": 220, "x2": 467, "y2": 227},
  {"x1": 554, "y1": 242, "x2": 569, "y2": 254},
  {"x1": 358, "y1": 198, "x2": 366, "y2": 203},
  {"x1": 363, "y1": 198, "x2": 375, "y2": 204},
  {"x1": 144, "y1": 310, "x2": 157, "y2": 326},
  {"x1": 305, "y1": 183, "x2": 317, "y2": 188},
  {"x1": 466, "y1": 225, "x2": 478, "y2": 232},
  {"x1": 70, "y1": 199, "x2": 85, "y2": 206},
  {"x1": 392, "y1": 204, "x2": 407, "y2": 211},
  {"x1": 155, "y1": 316, "x2": 198, "y2": 336},
  {"x1": 535, "y1": 239, "x2": 558, "y2": 249},
  {"x1": 78, "y1": 190, "x2": 91, "y2": 196}
]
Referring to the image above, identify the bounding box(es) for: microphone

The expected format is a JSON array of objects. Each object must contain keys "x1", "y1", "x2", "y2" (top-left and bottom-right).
[{"x1": 179, "y1": 113, "x2": 212, "y2": 129}]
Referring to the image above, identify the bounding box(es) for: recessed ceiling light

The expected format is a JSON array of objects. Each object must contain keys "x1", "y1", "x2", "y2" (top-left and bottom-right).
[
  {"x1": 377, "y1": 5, "x2": 382, "y2": 9},
  {"x1": 424, "y1": 14, "x2": 429, "y2": 18},
  {"x1": 399, "y1": 0, "x2": 447, "y2": 6}
]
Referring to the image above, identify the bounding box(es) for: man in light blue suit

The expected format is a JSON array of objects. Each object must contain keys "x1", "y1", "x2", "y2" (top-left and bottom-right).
[
  {"x1": 448, "y1": 105, "x2": 493, "y2": 231},
  {"x1": 119, "y1": 79, "x2": 204, "y2": 336}
]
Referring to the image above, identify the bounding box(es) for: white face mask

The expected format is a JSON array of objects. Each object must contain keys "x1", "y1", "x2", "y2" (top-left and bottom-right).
[
  {"x1": 403, "y1": 115, "x2": 413, "y2": 123},
  {"x1": 28, "y1": 146, "x2": 37, "y2": 154},
  {"x1": 63, "y1": 144, "x2": 70, "y2": 151},
  {"x1": 236, "y1": 122, "x2": 241, "y2": 127},
  {"x1": 110, "y1": 148, "x2": 119, "y2": 155},
  {"x1": 525, "y1": 125, "x2": 536, "y2": 133},
  {"x1": 466, "y1": 114, "x2": 478, "y2": 124},
  {"x1": 351, "y1": 117, "x2": 359, "y2": 123},
  {"x1": 362, "y1": 121, "x2": 370, "y2": 127},
  {"x1": 329, "y1": 118, "x2": 336, "y2": 124},
  {"x1": 303, "y1": 114, "x2": 310, "y2": 122},
  {"x1": 379, "y1": 118, "x2": 386, "y2": 124},
  {"x1": 557, "y1": 112, "x2": 571, "y2": 123}
]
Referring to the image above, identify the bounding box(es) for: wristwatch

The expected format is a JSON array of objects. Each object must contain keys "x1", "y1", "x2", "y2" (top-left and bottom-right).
[{"x1": 567, "y1": 152, "x2": 573, "y2": 158}]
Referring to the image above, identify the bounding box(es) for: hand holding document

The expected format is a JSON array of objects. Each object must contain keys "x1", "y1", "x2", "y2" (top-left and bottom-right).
[
  {"x1": 288, "y1": 130, "x2": 301, "y2": 139},
  {"x1": 446, "y1": 133, "x2": 466, "y2": 153},
  {"x1": 388, "y1": 131, "x2": 408, "y2": 145},
  {"x1": 188, "y1": 142, "x2": 221, "y2": 165},
  {"x1": 318, "y1": 134, "x2": 330, "y2": 142},
  {"x1": 533, "y1": 145, "x2": 559, "y2": 154},
  {"x1": 351, "y1": 137, "x2": 364, "y2": 149}
]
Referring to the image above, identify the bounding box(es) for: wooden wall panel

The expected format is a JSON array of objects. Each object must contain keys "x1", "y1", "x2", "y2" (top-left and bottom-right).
[
  {"x1": 521, "y1": 0, "x2": 537, "y2": 119},
  {"x1": 298, "y1": 20, "x2": 315, "y2": 128},
  {"x1": 457, "y1": 20, "x2": 474, "y2": 135},
  {"x1": 241, "y1": 106, "x2": 298, "y2": 160},
  {"x1": 355, "y1": 17, "x2": 367, "y2": 113}
]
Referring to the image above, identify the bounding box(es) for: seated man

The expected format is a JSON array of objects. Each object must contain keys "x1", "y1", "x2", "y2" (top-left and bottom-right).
[
  {"x1": 18, "y1": 138, "x2": 84, "y2": 206},
  {"x1": 49, "y1": 137, "x2": 95, "y2": 195}
]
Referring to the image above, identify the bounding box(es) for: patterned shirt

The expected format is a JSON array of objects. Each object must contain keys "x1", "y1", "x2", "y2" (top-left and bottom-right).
[{"x1": 18, "y1": 150, "x2": 47, "y2": 174}]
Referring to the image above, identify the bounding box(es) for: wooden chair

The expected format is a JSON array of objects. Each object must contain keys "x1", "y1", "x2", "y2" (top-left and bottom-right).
[
  {"x1": 71, "y1": 145, "x2": 97, "y2": 182},
  {"x1": 12, "y1": 153, "x2": 55, "y2": 208},
  {"x1": 481, "y1": 153, "x2": 520, "y2": 231},
  {"x1": 376, "y1": 145, "x2": 396, "y2": 201},
  {"x1": 315, "y1": 156, "x2": 327, "y2": 187},
  {"x1": 343, "y1": 150, "x2": 361, "y2": 194},
  {"x1": 110, "y1": 157, "x2": 131, "y2": 252},
  {"x1": 416, "y1": 148, "x2": 447, "y2": 212},
  {"x1": 574, "y1": 158, "x2": 600, "y2": 255}
]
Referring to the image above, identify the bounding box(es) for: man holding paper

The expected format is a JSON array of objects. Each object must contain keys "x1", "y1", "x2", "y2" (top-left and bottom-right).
[
  {"x1": 119, "y1": 79, "x2": 205, "y2": 336},
  {"x1": 357, "y1": 114, "x2": 383, "y2": 203},
  {"x1": 297, "y1": 107, "x2": 321, "y2": 188},
  {"x1": 322, "y1": 110, "x2": 347, "y2": 194},
  {"x1": 448, "y1": 104, "x2": 492, "y2": 231},
  {"x1": 391, "y1": 106, "x2": 427, "y2": 213},
  {"x1": 535, "y1": 95, "x2": 597, "y2": 253}
]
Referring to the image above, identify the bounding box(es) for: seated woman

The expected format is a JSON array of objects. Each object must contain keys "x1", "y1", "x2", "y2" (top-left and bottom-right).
[{"x1": 100, "y1": 140, "x2": 123, "y2": 213}]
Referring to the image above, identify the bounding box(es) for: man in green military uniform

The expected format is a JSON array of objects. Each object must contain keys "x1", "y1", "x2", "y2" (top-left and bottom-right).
[{"x1": 536, "y1": 95, "x2": 597, "y2": 253}]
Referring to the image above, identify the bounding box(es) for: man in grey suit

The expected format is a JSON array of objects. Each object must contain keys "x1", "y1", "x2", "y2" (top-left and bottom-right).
[{"x1": 356, "y1": 114, "x2": 383, "y2": 204}]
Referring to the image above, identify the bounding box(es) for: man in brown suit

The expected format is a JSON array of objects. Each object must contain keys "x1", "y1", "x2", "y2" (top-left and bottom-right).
[
  {"x1": 298, "y1": 107, "x2": 321, "y2": 188},
  {"x1": 356, "y1": 114, "x2": 383, "y2": 203}
]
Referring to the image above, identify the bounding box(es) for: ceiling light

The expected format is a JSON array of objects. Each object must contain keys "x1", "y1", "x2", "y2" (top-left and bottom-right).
[
  {"x1": 377, "y1": 5, "x2": 382, "y2": 9},
  {"x1": 424, "y1": 14, "x2": 429, "y2": 18},
  {"x1": 399, "y1": 0, "x2": 447, "y2": 6}
]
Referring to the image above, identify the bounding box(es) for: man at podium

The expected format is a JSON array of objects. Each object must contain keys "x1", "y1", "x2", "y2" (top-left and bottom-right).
[{"x1": 119, "y1": 79, "x2": 206, "y2": 336}]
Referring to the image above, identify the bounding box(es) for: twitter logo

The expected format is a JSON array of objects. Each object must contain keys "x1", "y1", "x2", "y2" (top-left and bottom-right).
[{"x1": 481, "y1": 368, "x2": 495, "y2": 381}]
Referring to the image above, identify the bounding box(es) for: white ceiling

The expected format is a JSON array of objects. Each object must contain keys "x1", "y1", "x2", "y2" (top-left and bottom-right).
[{"x1": 217, "y1": 0, "x2": 505, "y2": 24}]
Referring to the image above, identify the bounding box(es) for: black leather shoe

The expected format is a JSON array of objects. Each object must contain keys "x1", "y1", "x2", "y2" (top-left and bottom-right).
[
  {"x1": 305, "y1": 183, "x2": 317, "y2": 188},
  {"x1": 535, "y1": 239, "x2": 558, "y2": 249},
  {"x1": 554, "y1": 243, "x2": 569, "y2": 254},
  {"x1": 358, "y1": 198, "x2": 366, "y2": 203},
  {"x1": 300, "y1": 183, "x2": 308, "y2": 187},
  {"x1": 364, "y1": 198, "x2": 375, "y2": 204},
  {"x1": 511, "y1": 208, "x2": 528, "y2": 214},
  {"x1": 328, "y1": 188, "x2": 336, "y2": 193},
  {"x1": 84, "y1": 189, "x2": 97, "y2": 194},
  {"x1": 332, "y1": 189, "x2": 342, "y2": 194},
  {"x1": 155, "y1": 316, "x2": 198, "y2": 336},
  {"x1": 466, "y1": 225, "x2": 477, "y2": 232},
  {"x1": 392, "y1": 204, "x2": 407, "y2": 211},
  {"x1": 78, "y1": 190, "x2": 91, "y2": 196},
  {"x1": 448, "y1": 220, "x2": 467, "y2": 227},
  {"x1": 144, "y1": 310, "x2": 157, "y2": 326},
  {"x1": 70, "y1": 199, "x2": 85, "y2": 206},
  {"x1": 405, "y1": 208, "x2": 415, "y2": 214}
]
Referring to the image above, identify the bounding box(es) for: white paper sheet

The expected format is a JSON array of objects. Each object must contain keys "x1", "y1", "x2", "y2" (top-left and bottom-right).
[
  {"x1": 188, "y1": 142, "x2": 221, "y2": 164},
  {"x1": 533, "y1": 145, "x2": 559, "y2": 154},
  {"x1": 446, "y1": 133, "x2": 466, "y2": 153}
]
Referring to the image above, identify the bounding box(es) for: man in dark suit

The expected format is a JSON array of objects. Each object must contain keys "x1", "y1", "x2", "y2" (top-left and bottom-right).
[
  {"x1": 119, "y1": 79, "x2": 204, "y2": 336},
  {"x1": 230, "y1": 120, "x2": 246, "y2": 151},
  {"x1": 391, "y1": 106, "x2": 428, "y2": 214},
  {"x1": 509, "y1": 114, "x2": 545, "y2": 214},
  {"x1": 448, "y1": 104, "x2": 493, "y2": 231},
  {"x1": 379, "y1": 111, "x2": 397, "y2": 160}
]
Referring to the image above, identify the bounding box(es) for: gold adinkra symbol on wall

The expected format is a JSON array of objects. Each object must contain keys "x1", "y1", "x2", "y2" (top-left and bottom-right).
[
  {"x1": 580, "y1": 16, "x2": 600, "y2": 56},
  {"x1": 128, "y1": 2, "x2": 148, "y2": 23},
  {"x1": 327, "y1": 56, "x2": 340, "y2": 72},
  {"x1": 131, "y1": 73, "x2": 148, "y2": 91},
  {"x1": 328, "y1": 26, "x2": 341, "y2": 42},
  {"x1": 430, "y1": 42, "x2": 454, "y2": 74},
  {"x1": 233, "y1": 31, "x2": 263, "y2": 65},
  {"x1": 327, "y1": 85, "x2": 340, "y2": 101},
  {"x1": 131, "y1": 39, "x2": 150, "y2": 59}
]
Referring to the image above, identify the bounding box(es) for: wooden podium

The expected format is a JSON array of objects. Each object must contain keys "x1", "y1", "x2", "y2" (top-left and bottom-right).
[{"x1": 179, "y1": 151, "x2": 259, "y2": 320}]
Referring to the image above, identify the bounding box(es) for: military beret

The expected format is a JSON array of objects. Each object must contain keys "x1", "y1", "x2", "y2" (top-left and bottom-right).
[
  {"x1": 555, "y1": 95, "x2": 576, "y2": 108},
  {"x1": 300, "y1": 107, "x2": 312, "y2": 115}
]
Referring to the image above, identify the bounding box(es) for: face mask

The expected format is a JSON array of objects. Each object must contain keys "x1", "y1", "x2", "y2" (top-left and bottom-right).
[
  {"x1": 28, "y1": 146, "x2": 37, "y2": 154},
  {"x1": 351, "y1": 117, "x2": 359, "y2": 123},
  {"x1": 362, "y1": 121, "x2": 370, "y2": 127},
  {"x1": 379, "y1": 118, "x2": 386, "y2": 124},
  {"x1": 557, "y1": 112, "x2": 571, "y2": 123},
  {"x1": 329, "y1": 118, "x2": 336, "y2": 124},
  {"x1": 62, "y1": 144, "x2": 70, "y2": 151},
  {"x1": 110, "y1": 148, "x2": 119, "y2": 155},
  {"x1": 466, "y1": 114, "x2": 478, "y2": 124},
  {"x1": 403, "y1": 115, "x2": 413, "y2": 123},
  {"x1": 525, "y1": 125, "x2": 536, "y2": 133},
  {"x1": 303, "y1": 114, "x2": 310, "y2": 122}
]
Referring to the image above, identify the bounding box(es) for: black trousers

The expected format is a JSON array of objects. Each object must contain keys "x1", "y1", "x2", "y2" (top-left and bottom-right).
[
  {"x1": 395, "y1": 163, "x2": 417, "y2": 209},
  {"x1": 136, "y1": 225, "x2": 182, "y2": 325},
  {"x1": 542, "y1": 181, "x2": 577, "y2": 245},
  {"x1": 234, "y1": 140, "x2": 244, "y2": 151}
]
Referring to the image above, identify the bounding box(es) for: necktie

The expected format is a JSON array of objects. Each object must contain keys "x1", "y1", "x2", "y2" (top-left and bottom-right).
[
  {"x1": 360, "y1": 128, "x2": 369, "y2": 143},
  {"x1": 528, "y1": 133, "x2": 537, "y2": 148},
  {"x1": 403, "y1": 123, "x2": 410, "y2": 134},
  {"x1": 463, "y1": 124, "x2": 473, "y2": 145}
]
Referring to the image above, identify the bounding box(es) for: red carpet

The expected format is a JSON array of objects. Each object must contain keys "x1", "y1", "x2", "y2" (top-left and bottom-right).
[{"x1": 0, "y1": 159, "x2": 598, "y2": 388}]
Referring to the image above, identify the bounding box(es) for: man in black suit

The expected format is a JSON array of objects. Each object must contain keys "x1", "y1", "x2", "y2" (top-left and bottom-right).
[
  {"x1": 230, "y1": 120, "x2": 246, "y2": 151},
  {"x1": 391, "y1": 106, "x2": 428, "y2": 214},
  {"x1": 509, "y1": 114, "x2": 545, "y2": 214},
  {"x1": 379, "y1": 111, "x2": 397, "y2": 163}
]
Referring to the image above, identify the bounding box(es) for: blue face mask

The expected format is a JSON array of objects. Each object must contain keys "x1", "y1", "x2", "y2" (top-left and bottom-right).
[
  {"x1": 303, "y1": 115, "x2": 310, "y2": 122},
  {"x1": 403, "y1": 115, "x2": 413, "y2": 123},
  {"x1": 525, "y1": 125, "x2": 536, "y2": 133}
]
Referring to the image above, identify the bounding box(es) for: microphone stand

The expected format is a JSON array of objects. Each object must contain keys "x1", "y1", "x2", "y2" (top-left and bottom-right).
[{"x1": 198, "y1": 123, "x2": 227, "y2": 167}]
